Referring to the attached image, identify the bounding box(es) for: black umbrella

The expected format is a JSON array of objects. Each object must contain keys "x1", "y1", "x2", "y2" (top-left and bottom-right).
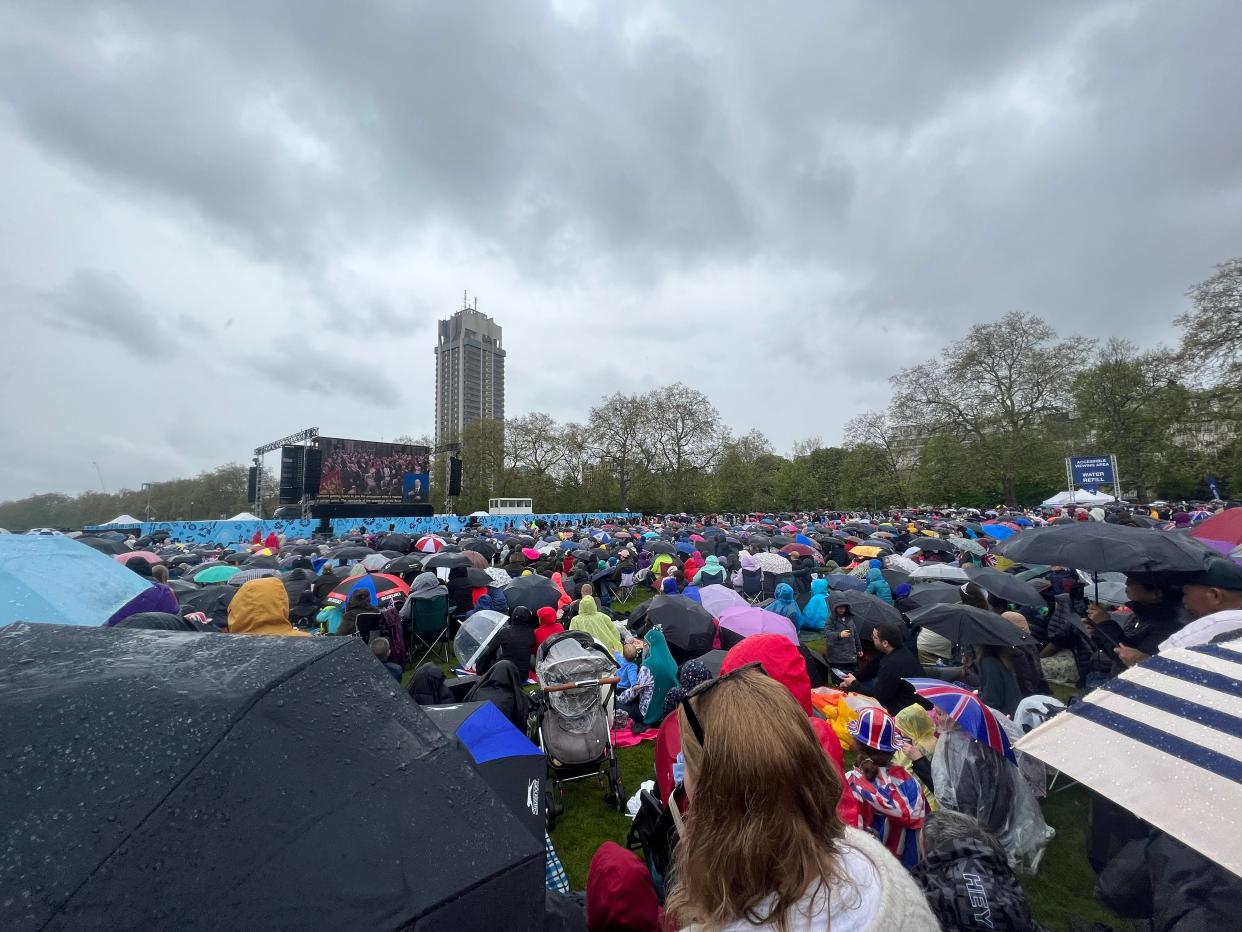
[
  {"x1": 175, "y1": 584, "x2": 237, "y2": 627},
  {"x1": 464, "y1": 540, "x2": 498, "y2": 558},
  {"x1": 696, "y1": 649, "x2": 729, "y2": 677},
  {"x1": 881, "y1": 568, "x2": 910, "y2": 590},
  {"x1": 422, "y1": 551, "x2": 472, "y2": 570},
  {"x1": 646, "y1": 540, "x2": 676, "y2": 555},
  {"x1": 628, "y1": 595, "x2": 716, "y2": 664},
  {"x1": 900, "y1": 585, "x2": 964, "y2": 609},
  {"x1": 997, "y1": 523, "x2": 1215, "y2": 573},
  {"x1": 963, "y1": 566, "x2": 1046, "y2": 608},
  {"x1": 748, "y1": 534, "x2": 772, "y2": 550},
  {"x1": 328, "y1": 545, "x2": 375, "y2": 560},
  {"x1": 504, "y1": 574, "x2": 562, "y2": 612},
  {"x1": 76, "y1": 536, "x2": 130, "y2": 555},
  {"x1": 0, "y1": 624, "x2": 543, "y2": 931},
  {"x1": 243, "y1": 555, "x2": 278, "y2": 569},
  {"x1": 384, "y1": 553, "x2": 424, "y2": 575},
  {"x1": 379, "y1": 533, "x2": 412, "y2": 553},
  {"x1": 826, "y1": 590, "x2": 904, "y2": 629},
  {"x1": 911, "y1": 538, "x2": 956, "y2": 554},
  {"x1": 907, "y1": 603, "x2": 1032, "y2": 648},
  {"x1": 465, "y1": 567, "x2": 493, "y2": 587},
  {"x1": 223, "y1": 551, "x2": 249, "y2": 564},
  {"x1": 423, "y1": 700, "x2": 544, "y2": 841}
]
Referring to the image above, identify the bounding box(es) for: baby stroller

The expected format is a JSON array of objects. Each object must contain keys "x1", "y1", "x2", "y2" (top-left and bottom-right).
[{"x1": 531, "y1": 630, "x2": 624, "y2": 827}]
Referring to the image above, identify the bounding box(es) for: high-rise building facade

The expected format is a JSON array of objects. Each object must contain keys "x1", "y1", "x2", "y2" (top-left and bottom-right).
[{"x1": 434, "y1": 302, "x2": 505, "y2": 447}]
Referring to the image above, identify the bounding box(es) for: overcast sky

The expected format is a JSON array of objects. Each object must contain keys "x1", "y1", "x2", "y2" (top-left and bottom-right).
[{"x1": 3, "y1": 1, "x2": 1241, "y2": 501}]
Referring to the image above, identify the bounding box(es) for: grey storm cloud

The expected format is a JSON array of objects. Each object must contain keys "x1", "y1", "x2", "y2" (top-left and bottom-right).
[
  {"x1": 2, "y1": 0, "x2": 1242, "y2": 500},
  {"x1": 30, "y1": 268, "x2": 170, "y2": 356}
]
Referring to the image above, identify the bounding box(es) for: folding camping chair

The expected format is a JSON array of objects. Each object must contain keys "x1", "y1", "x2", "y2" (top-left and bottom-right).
[
  {"x1": 615, "y1": 570, "x2": 637, "y2": 604},
  {"x1": 408, "y1": 594, "x2": 451, "y2": 668}
]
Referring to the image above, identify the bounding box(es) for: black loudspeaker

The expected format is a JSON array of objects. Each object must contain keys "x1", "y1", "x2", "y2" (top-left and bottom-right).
[
  {"x1": 279, "y1": 446, "x2": 306, "y2": 505},
  {"x1": 303, "y1": 448, "x2": 322, "y2": 496},
  {"x1": 448, "y1": 457, "x2": 463, "y2": 497},
  {"x1": 246, "y1": 465, "x2": 258, "y2": 503}
]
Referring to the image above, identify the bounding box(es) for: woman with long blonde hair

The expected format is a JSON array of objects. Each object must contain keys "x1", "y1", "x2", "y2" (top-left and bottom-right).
[{"x1": 667, "y1": 666, "x2": 939, "y2": 931}]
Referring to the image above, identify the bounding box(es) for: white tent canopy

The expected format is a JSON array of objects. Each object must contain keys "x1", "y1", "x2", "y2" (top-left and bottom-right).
[
  {"x1": 100, "y1": 514, "x2": 142, "y2": 526},
  {"x1": 1041, "y1": 489, "x2": 1116, "y2": 507},
  {"x1": 228, "y1": 512, "x2": 260, "y2": 521}
]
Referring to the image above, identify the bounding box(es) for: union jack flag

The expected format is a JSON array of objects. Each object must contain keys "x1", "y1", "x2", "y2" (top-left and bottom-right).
[
  {"x1": 905, "y1": 678, "x2": 1015, "y2": 762},
  {"x1": 846, "y1": 765, "x2": 928, "y2": 868}
]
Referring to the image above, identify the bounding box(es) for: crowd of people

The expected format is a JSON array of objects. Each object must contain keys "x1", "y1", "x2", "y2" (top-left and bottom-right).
[{"x1": 73, "y1": 499, "x2": 1242, "y2": 929}]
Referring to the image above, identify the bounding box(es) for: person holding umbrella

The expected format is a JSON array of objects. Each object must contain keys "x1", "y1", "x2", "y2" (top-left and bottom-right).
[{"x1": 1086, "y1": 572, "x2": 1185, "y2": 674}]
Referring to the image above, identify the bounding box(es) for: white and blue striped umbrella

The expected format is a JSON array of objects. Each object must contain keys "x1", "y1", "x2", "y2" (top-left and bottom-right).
[{"x1": 1017, "y1": 639, "x2": 1242, "y2": 877}]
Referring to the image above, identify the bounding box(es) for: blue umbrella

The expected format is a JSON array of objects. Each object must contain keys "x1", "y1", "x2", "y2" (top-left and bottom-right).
[
  {"x1": 0, "y1": 536, "x2": 154, "y2": 627},
  {"x1": 557, "y1": 539, "x2": 578, "y2": 551},
  {"x1": 980, "y1": 523, "x2": 1016, "y2": 540},
  {"x1": 826, "y1": 573, "x2": 867, "y2": 592},
  {"x1": 675, "y1": 541, "x2": 696, "y2": 556},
  {"x1": 795, "y1": 533, "x2": 814, "y2": 546}
]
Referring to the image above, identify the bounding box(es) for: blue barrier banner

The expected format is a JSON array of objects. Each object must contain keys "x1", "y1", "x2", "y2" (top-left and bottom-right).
[{"x1": 84, "y1": 514, "x2": 642, "y2": 546}]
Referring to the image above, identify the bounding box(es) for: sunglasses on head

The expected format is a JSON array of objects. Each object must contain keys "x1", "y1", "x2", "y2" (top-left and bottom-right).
[{"x1": 680, "y1": 661, "x2": 766, "y2": 747}]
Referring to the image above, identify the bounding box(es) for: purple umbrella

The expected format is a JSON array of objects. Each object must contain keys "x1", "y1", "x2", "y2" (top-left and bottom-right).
[
  {"x1": 698, "y1": 585, "x2": 748, "y2": 619},
  {"x1": 717, "y1": 606, "x2": 797, "y2": 646}
]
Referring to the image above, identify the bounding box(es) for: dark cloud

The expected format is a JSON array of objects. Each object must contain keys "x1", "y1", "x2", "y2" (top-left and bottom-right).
[
  {"x1": 2, "y1": 0, "x2": 1242, "y2": 499},
  {"x1": 27, "y1": 268, "x2": 169, "y2": 356}
]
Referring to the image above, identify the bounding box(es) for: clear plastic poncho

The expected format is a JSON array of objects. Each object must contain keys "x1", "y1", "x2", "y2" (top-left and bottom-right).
[{"x1": 930, "y1": 719, "x2": 1055, "y2": 874}]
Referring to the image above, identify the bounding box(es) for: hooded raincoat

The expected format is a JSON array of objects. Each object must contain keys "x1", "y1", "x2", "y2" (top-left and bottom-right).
[
  {"x1": 865, "y1": 567, "x2": 894, "y2": 604},
  {"x1": 769, "y1": 582, "x2": 804, "y2": 628},
  {"x1": 801, "y1": 577, "x2": 830, "y2": 631},
  {"x1": 568, "y1": 595, "x2": 623, "y2": 654},
  {"x1": 227, "y1": 577, "x2": 309, "y2": 637}
]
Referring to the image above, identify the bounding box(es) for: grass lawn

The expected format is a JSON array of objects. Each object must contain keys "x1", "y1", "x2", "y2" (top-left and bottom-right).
[{"x1": 549, "y1": 588, "x2": 1127, "y2": 931}]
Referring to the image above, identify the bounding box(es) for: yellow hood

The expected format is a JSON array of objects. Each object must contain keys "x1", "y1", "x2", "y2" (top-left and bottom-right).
[{"x1": 228, "y1": 577, "x2": 308, "y2": 637}]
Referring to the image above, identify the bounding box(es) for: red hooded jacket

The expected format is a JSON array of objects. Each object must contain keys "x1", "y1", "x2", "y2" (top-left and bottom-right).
[
  {"x1": 533, "y1": 606, "x2": 565, "y2": 652},
  {"x1": 263, "y1": 531, "x2": 280, "y2": 549},
  {"x1": 586, "y1": 841, "x2": 662, "y2": 931},
  {"x1": 655, "y1": 634, "x2": 859, "y2": 826}
]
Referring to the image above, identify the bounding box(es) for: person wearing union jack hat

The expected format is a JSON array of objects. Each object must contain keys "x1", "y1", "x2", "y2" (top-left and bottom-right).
[{"x1": 846, "y1": 706, "x2": 929, "y2": 869}]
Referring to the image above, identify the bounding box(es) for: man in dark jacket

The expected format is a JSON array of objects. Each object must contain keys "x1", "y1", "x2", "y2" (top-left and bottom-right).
[
  {"x1": 840, "y1": 621, "x2": 924, "y2": 716},
  {"x1": 312, "y1": 561, "x2": 344, "y2": 605},
  {"x1": 912, "y1": 810, "x2": 1042, "y2": 931},
  {"x1": 1086, "y1": 573, "x2": 1185, "y2": 675}
]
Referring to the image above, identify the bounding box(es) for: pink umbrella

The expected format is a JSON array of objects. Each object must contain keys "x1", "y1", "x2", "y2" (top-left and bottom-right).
[
  {"x1": 689, "y1": 533, "x2": 706, "y2": 543},
  {"x1": 718, "y1": 606, "x2": 798, "y2": 646},
  {"x1": 521, "y1": 547, "x2": 541, "y2": 561},
  {"x1": 415, "y1": 535, "x2": 445, "y2": 554},
  {"x1": 115, "y1": 550, "x2": 162, "y2": 565},
  {"x1": 698, "y1": 585, "x2": 749, "y2": 619}
]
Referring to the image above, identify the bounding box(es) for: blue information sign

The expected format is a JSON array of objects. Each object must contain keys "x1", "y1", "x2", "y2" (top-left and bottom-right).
[{"x1": 1070, "y1": 455, "x2": 1115, "y2": 490}]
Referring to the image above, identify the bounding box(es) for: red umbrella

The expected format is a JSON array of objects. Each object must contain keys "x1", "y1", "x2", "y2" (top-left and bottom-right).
[
  {"x1": 415, "y1": 535, "x2": 445, "y2": 554},
  {"x1": 115, "y1": 550, "x2": 162, "y2": 565},
  {"x1": 779, "y1": 542, "x2": 823, "y2": 563}
]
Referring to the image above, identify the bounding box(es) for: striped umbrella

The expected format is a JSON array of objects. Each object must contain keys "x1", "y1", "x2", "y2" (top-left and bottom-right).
[
  {"x1": 414, "y1": 535, "x2": 445, "y2": 554},
  {"x1": 227, "y1": 568, "x2": 280, "y2": 586},
  {"x1": 327, "y1": 572, "x2": 410, "y2": 607},
  {"x1": 906, "y1": 678, "x2": 1015, "y2": 762},
  {"x1": 1017, "y1": 640, "x2": 1242, "y2": 876}
]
